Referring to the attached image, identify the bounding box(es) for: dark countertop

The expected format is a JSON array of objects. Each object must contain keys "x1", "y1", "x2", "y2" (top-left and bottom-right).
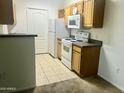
[
  {"x1": 73, "y1": 39, "x2": 102, "y2": 48},
  {"x1": 0, "y1": 33, "x2": 37, "y2": 37},
  {"x1": 73, "y1": 42, "x2": 101, "y2": 48}
]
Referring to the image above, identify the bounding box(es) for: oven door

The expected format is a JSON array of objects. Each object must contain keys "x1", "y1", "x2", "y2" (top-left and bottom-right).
[{"x1": 62, "y1": 42, "x2": 72, "y2": 61}]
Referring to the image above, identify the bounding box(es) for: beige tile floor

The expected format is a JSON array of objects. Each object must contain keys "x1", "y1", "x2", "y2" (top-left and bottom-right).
[{"x1": 35, "y1": 54, "x2": 79, "y2": 86}]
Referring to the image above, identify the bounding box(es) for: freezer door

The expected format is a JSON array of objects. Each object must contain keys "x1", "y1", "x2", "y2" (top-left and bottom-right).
[
  {"x1": 48, "y1": 19, "x2": 56, "y2": 32},
  {"x1": 55, "y1": 19, "x2": 70, "y2": 38}
]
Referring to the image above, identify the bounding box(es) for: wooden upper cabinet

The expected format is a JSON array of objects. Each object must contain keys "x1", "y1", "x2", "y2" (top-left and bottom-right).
[
  {"x1": 0, "y1": 0, "x2": 14, "y2": 24},
  {"x1": 71, "y1": 1, "x2": 83, "y2": 15},
  {"x1": 64, "y1": 6, "x2": 72, "y2": 25},
  {"x1": 93, "y1": 0, "x2": 105, "y2": 28},
  {"x1": 83, "y1": 0, "x2": 94, "y2": 28},
  {"x1": 58, "y1": 9, "x2": 65, "y2": 18},
  {"x1": 83, "y1": 0, "x2": 105, "y2": 28},
  {"x1": 59, "y1": 0, "x2": 105, "y2": 28},
  {"x1": 76, "y1": 1, "x2": 84, "y2": 14}
]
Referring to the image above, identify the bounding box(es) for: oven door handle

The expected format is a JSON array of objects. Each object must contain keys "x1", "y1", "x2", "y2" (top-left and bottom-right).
[{"x1": 62, "y1": 43, "x2": 71, "y2": 47}]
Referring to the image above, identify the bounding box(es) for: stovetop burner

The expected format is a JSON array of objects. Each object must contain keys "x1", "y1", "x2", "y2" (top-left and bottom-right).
[{"x1": 63, "y1": 38, "x2": 88, "y2": 43}]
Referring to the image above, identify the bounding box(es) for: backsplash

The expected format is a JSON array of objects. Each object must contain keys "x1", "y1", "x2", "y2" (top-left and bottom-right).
[{"x1": 70, "y1": 29, "x2": 91, "y2": 37}]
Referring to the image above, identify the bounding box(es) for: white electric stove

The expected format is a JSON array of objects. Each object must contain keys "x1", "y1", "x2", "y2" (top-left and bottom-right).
[{"x1": 61, "y1": 32, "x2": 90, "y2": 70}]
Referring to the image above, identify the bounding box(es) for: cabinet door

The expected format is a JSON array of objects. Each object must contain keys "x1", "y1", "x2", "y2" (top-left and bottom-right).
[
  {"x1": 93, "y1": 0, "x2": 105, "y2": 28},
  {"x1": 0, "y1": 0, "x2": 14, "y2": 24},
  {"x1": 64, "y1": 6, "x2": 72, "y2": 25},
  {"x1": 57, "y1": 40, "x2": 62, "y2": 60},
  {"x1": 72, "y1": 51, "x2": 81, "y2": 74},
  {"x1": 77, "y1": 1, "x2": 84, "y2": 14},
  {"x1": 83, "y1": 0, "x2": 94, "y2": 28}
]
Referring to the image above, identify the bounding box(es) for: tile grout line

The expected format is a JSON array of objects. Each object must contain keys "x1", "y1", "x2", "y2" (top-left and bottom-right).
[
  {"x1": 35, "y1": 58, "x2": 49, "y2": 86},
  {"x1": 36, "y1": 54, "x2": 79, "y2": 85},
  {"x1": 40, "y1": 54, "x2": 53, "y2": 84},
  {"x1": 44, "y1": 55, "x2": 61, "y2": 83},
  {"x1": 36, "y1": 55, "x2": 50, "y2": 85},
  {"x1": 43, "y1": 54, "x2": 64, "y2": 82}
]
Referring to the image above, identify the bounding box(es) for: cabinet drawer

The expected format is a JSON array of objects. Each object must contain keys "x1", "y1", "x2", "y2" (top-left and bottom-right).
[{"x1": 73, "y1": 46, "x2": 81, "y2": 53}]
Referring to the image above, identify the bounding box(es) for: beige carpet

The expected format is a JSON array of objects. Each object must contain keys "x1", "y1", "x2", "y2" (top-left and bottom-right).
[{"x1": 14, "y1": 76, "x2": 123, "y2": 93}]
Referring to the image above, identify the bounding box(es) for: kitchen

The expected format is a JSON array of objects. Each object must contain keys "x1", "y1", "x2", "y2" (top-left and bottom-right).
[{"x1": 0, "y1": 0, "x2": 124, "y2": 93}]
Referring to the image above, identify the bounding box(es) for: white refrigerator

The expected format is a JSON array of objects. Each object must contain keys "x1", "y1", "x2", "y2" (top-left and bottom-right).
[{"x1": 48, "y1": 19, "x2": 70, "y2": 58}]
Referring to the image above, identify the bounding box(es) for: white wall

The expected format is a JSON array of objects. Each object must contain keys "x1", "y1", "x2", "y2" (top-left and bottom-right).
[
  {"x1": 0, "y1": 26, "x2": 2, "y2": 33},
  {"x1": 93, "y1": 0, "x2": 124, "y2": 91},
  {"x1": 63, "y1": 0, "x2": 124, "y2": 91},
  {"x1": 9, "y1": 0, "x2": 64, "y2": 33}
]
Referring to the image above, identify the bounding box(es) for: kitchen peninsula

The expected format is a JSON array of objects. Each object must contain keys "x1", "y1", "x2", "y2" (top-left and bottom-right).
[{"x1": 0, "y1": 33, "x2": 37, "y2": 92}]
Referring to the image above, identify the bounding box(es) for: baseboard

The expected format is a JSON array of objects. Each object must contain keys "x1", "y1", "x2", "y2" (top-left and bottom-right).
[{"x1": 98, "y1": 73, "x2": 124, "y2": 92}]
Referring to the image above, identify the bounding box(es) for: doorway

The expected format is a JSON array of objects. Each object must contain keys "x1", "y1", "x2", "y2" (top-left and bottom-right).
[{"x1": 27, "y1": 8, "x2": 49, "y2": 54}]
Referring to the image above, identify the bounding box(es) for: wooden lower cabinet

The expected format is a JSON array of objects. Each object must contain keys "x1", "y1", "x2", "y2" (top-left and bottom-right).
[
  {"x1": 57, "y1": 39, "x2": 62, "y2": 60},
  {"x1": 72, "y1": 45, "x2": 101, "y2": 77},
  {"x1": 72, "y1": 51, "x2": 81, "y2": 74}
]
